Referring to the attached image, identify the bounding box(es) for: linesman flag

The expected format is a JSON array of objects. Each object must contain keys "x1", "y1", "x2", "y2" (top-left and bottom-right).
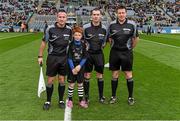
[{"x1": 38, "y1": 64, "x2": 46, "y2": 97}]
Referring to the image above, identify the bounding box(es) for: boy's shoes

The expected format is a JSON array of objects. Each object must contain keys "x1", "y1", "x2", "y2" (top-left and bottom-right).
[
  {"x1": 85, "y1": 98, "x2": 90, "y2": 105},
  {"x1": 67, "y1": 100, "x2": 73, "y2": 108},
  {"x1": 79, "y1": 100, "x2": 88, "y2": 108}
]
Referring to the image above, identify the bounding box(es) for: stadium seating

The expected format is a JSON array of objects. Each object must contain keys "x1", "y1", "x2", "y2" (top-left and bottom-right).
[{"x1": 0, "y1": 0, "x2": 179, "y2": 33}]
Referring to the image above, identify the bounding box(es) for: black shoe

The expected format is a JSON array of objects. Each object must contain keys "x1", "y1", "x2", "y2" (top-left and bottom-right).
[
  {"x1": 43, "y1": 102, "x2": 51, "y2": 110},
  {"x1": 128, "y1": 97, "x2": 135, "y2": 106},
  {"x1": 59, "y1": 101, "x2": 65, "y2": 109},
  {"x1": 99, "y1": 96, "x2": 106, "y2": 104},
  {"x1": 109, "y1": 96, "x2": 117, "y2": 104}
]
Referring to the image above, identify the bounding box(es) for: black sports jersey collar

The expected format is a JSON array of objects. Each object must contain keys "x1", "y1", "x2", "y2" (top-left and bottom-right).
[
  {"x1": 116, "y1": 18, "x2": 128, "y2": 25},
  {"x1": 55, "y1": 22, "x2": 66, "y2": 29},
  {"x1": 91, "y1": 22, "x2": 102, "y2": 28}
]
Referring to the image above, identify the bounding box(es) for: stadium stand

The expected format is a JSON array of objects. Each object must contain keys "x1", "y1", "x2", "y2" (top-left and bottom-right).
[
  {"x1": 0, "y1": 0, "x2": 39, "y2": 32},
  {"x1": 0, "y1": 0, "x2": 179, "y2": 33}
]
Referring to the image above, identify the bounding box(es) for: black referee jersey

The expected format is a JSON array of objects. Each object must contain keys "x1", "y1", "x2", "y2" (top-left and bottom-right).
[
  {"x1": 43, "y1": 22, "x2": 72, "y2": 55},
  {"x1": 108, "y1": 19, "x2": 139, "y2": 51},
  {"x1": 83, "y1": 22, "x2": 107, "y2": 53}
]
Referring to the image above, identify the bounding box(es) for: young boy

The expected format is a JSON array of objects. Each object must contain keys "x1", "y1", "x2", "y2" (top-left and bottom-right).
[{"x1": 67, "y1": 26, "x2": 88, "y2": 108}]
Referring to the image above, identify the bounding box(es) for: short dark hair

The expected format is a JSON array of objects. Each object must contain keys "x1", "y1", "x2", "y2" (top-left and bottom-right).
[
  {"x1": 116, "y1": 5, "x2": 127, "y2": 12},
  {"x1": 90, "y1": 8, "x2": 102, "y2": 15},
  {"x1": 58, "y1": 9, "x2": 67, "y2": 13}
]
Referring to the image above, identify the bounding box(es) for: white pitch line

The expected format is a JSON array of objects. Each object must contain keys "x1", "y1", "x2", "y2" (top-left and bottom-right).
[
  {"x1": 64, "y1": 99, "x2": 72, "y2": 121},
  {"x1": 140, "y1": 39, "x2": 180, "y2": 49},
  {"x1": 0, "y1": 33, "x2": 32, "y2": 40}
]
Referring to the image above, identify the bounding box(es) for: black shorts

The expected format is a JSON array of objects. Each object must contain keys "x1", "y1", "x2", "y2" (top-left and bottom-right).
[
  {"x1": 85, "y1": 52, "x2": 104, "y2": 74},
  {"x1": 46, "y1": 55, "x2": 67, "y2": 77},
  {"x1": 67, "y1": 66, "x2": 85, "y2": 83},
  {"x1": 109, "y1": 49, "x2": 133, "y2": 71}
]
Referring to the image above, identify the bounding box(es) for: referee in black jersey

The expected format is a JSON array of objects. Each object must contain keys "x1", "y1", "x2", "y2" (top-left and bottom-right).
[
  {"x1": 108, "y1": 5, "x2": 139, "y2": 105},
  {"x1": 83, "y1": 8, "x2": 108, "y2": 105},
  {"x1": 38, "y1": 10, "x2": 72, "y2": 110}
]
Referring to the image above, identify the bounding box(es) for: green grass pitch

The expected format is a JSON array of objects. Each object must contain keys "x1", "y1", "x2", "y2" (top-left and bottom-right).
[{"x1": 0, "y1": 32, "x2": 180, "y2": 120}]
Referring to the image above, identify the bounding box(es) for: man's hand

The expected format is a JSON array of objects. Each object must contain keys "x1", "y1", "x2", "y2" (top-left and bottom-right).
[
  {"x1": 38, "y1": 41, "x2": 46, "y2": 65},
  {"x1": 132, "y1": 37, "x2": 139, "y2": 48},
  {"x1": 75, "y1": 65, "x2": 81, "y2": 73},
  {"x1": 72, "y1": 68, "x2": 78, "y2": 75},
  {"x1": 38, "y1": 57, "x2": 43, "y2": 65}
]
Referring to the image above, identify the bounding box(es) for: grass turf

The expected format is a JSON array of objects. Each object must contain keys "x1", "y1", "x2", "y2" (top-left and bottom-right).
[{"x1": 0, "y1": 33, "x2": 180, "y2": 120}]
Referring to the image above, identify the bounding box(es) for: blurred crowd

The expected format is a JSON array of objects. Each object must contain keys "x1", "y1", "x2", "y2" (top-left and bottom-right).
[
  {"x1": 107, "y1": 0, "x2": 179, "y2": 27},
  {"x1": 0, "y1": 0, "x2": 38, "y2": 31},
  {"x1": 0, "y1": 0, "x2": 179, "y2": 32}
]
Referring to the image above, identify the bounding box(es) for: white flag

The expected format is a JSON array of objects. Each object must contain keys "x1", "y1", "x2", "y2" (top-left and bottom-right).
[{"x1": 38, "y1": 66, "x2": 46, "y2": 97}]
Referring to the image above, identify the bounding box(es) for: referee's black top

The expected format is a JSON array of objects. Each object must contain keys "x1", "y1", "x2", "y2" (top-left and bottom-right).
[
  {"x1": 108, "y1": 19, "x2": 139, "y2": 51},
  {"x1": 83, "y1": 22, "x2": 107, "y2": 54},
  {"x1": 43, "y1": 22, "x2": 72, "y2": 56}
]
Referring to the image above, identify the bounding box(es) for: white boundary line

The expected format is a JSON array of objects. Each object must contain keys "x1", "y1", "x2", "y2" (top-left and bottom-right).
[
  {"x1": 64, "y1": 99, "x2": 72, "y2": 121},
  {"x1": 140, "y1": 39, "x2": 180, "y2": 49},
  {"x1": 0, "y1": 119, "x2": 180, "y2": 121},
  {"x1": 0, "y1": 33, "x2": 32, "y2": 40}
]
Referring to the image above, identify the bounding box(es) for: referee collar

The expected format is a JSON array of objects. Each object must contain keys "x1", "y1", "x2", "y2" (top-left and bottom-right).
[
  {"x1": 116, "y1": 18, "x2": 128, "y2": 25},
  {"x1": 91, "y1": 22, "x2": 102, "y2": 28},
  {"x1": 55, "y1": 22, "x2": 66, "y2": 29}
]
